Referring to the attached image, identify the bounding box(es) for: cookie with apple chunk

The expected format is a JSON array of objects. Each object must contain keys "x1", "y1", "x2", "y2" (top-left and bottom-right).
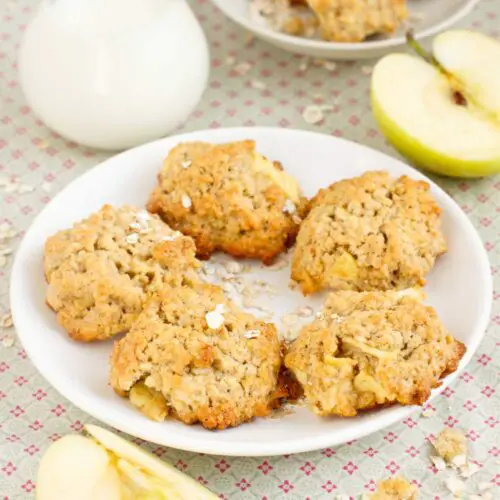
[
  {"x1": 291, "y1": 171, "x2": 446, "y2": 294},
  {"x1": 109, "y1": 280, "x2": 282, "y2": 430},
  {"x1": 44, "y1": 205, "x2": 199, "y2": 342},
  {"x1": 147, "y1": 140, "x2": 307, "y2": 264},
  {"x1": 285, "y1": 290, "x2": 465, "y2": 417}
]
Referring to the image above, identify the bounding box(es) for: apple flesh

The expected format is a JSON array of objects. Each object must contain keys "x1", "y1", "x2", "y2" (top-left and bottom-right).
[
  {"x1": 433, "y1": 30, "x2": 500, "y2": 121},
  {"x1": 86, "y1": 425, "x2": 218, "y2": 500},
  {"x1": 36, "y1": 425, "x2": 218, "y2": 500},
  {"x1": 371, "y1": 30, "x2": 500, "y2": 178},
  {"x1": 36, "y1": 435, "x2": 122, "y2": 500}
]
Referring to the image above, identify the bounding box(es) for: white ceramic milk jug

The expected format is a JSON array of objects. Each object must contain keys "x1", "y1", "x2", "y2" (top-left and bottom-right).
[{"x1": 19, "y1": 0, "x2": 209, "y2": 150}]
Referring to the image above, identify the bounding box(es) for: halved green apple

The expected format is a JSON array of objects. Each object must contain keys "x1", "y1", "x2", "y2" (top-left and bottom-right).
[
  {"x1": 371, "y1": 30, "x2": 500, "y2": 178},
  {"x1": 36, "y1": 425, "x2": 218, "y2": 500}
]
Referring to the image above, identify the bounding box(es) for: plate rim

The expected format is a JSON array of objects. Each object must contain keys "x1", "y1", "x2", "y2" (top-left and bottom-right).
[
  {"x1": 210, "y1": 0, "x2": 480, "y2": 52},
  {"x1": 10, "y1": 126, "x2": 493, "y2": 456}
]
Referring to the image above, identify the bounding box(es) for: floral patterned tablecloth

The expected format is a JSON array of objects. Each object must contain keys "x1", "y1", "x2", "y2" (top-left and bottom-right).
[{"x1": 1, "y1": 0, "x2": 499, "y2": 498}]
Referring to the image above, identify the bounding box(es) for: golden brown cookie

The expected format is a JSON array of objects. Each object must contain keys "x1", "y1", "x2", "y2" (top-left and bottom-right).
[
  {"x1": 44, "y1": 205, "x2": 199, "y2": 342},
  {"x1": 306, "y1": 0, "x2": 407, "y2": 42},
  {"x1": 291, "y1": 171, "x2": 446, "y2": 294},
  {"x1": 109, "y1": 281, "x2": 282, "y2": 430},
  {"x1": 285, "y1": 290, "x2": 465, "y2": 417},
  {"x1": 147, "y1": 140, "x2": 307, "y2": 264}
]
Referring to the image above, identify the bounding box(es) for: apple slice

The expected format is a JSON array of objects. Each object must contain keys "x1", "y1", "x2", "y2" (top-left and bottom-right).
[
  {"x1": 371, "y1": 30, "x2": 500, "y2": 178},
  {"x1": 36, "y1": 435, "x2": 122, "y2": 500},
  {"x1": 86, "y1": 425, "x2": 218, "y2": 500},
  {"x1": 36, "y1": 425, "x2": 218, "y2": 500}
]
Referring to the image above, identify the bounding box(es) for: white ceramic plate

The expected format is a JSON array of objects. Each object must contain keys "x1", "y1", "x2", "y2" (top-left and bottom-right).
[
  {"x1": 11, "y1": 128, "x2": 491, "y2": 456},
  {"x1": 211, "y1": 0, "x2": 479, "y2": 59}
]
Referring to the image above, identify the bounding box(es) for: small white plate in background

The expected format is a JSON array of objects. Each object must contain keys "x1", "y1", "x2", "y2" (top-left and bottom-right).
[{"x1": 211, "y1": 0, "x2": 479, "y2": 59}]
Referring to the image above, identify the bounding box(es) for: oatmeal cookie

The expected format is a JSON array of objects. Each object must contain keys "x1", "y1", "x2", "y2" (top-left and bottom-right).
[
  {"x1": 44, "y1": 205, "x2": 199, "y2": 342},
  {"x1": 306, "y1": 0, "x2": 407, "y2": 43},
  {"x1": 110, "y1": 281, "x2": 282, "y2": 430},
  {"x1": 285, "y1": 290, "x2": 465, "y2": 417},
  {"x1": 370, "y1": 476, "x2": 418, "y2": 500},
  {"x1": 291, "y1": 171, "x2": 446, "y2": 294},
  {"x1": 147, "y1": 140, "x2": 307, "y2": 264}
]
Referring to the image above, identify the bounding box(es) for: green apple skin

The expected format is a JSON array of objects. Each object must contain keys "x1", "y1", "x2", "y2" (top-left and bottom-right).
[{"x1": 371, "y1": 90, "x2": 500, "y2": 178}]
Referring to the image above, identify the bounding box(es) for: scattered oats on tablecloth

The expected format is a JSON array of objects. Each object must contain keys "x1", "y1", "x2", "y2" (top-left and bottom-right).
[
  {"x1": 0, "y1": 246, "x2": 12, "y2": 257},
  {"x1": 18, "y1": 184, "x2": 35, "y2": 194},
  {"x1": 251, "y1": 79, "x2": 267, "y2": 90},
  {"x1": 2, "y1": 336, "x2": 14, "y2": 348},
  {"x1": 233, "y1": 61, "x2": 252, "y2": 76},
  {"x1": 3, "y1": 182, "x2": 18, "y2": 193},
  {"x1": 299, "y1": 60, "x2": 310, "y2": 72},
  {"x1": 302, "y1": 105, "x2": 325, "y2": 124},
  {"x1": 460, "y1": 460, "x2": 481, "y2": 478},
  {"x1": 0, "y1": 222, "x2": 17, "y2": 241},
  {"x1": 302, "y1": 104, "x2": 335, "y2": 125},
  {"x1": 430, "y1": 455, "x2": 447, "y2": 471},
  {"x1": 1, "y1": 312, "x2": 13, "y2": 329},
  {"x1": 478, "y1": 482, "x2": 493, "y2": 492},
  {"x1": 444, "y1": 476, "x2": 465, "y2": 497}
]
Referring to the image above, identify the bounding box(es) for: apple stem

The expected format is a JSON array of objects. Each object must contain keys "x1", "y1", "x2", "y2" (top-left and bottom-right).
[
  {"x1": 406, "y1": 31, "x2": 444, "y2": 70},
  {"x1": 406, "y1": 30, "x2": 468, "y2": 108}
]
